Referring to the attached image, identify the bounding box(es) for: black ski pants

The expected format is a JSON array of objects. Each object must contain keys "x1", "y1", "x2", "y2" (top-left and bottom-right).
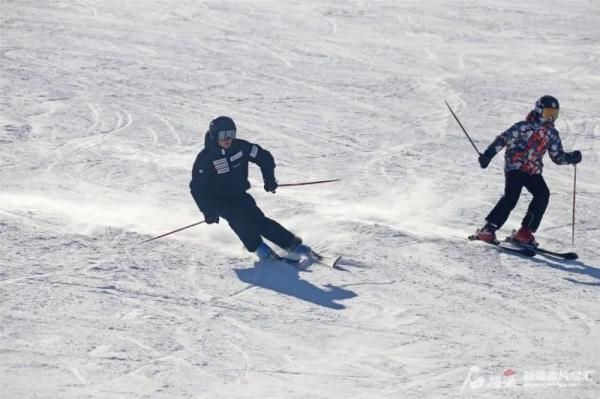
[
  {"x1": 218, "y1": 193, "x2": 296, "y2": 252},
  {"x1": 486, "y1": 170, "x2": 550, "y2": 232}
]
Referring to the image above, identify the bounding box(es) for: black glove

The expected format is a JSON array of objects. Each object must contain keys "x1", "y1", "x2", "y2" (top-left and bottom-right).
[
  {"x1": 478, "y1": 148, "x2": 495, "y2": 169},
  {"x1": 264, "y1": 179, "x2": 278, "y2": 193},
  {"x1": 478, "y1": 154, "x2": 491, "y2": 169},
  {"x1": 204, "y1": 214, "x2": 219, "y2": 224},
  {"x1": 569, "y1": 150, "x2": 582, "y2": 165}
]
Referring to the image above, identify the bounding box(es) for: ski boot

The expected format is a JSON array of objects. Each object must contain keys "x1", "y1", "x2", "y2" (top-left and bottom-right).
[
  {"x1": 473, "y1": 223, "x2": 499, "y2": 244},
  {"x1": 255, "y1": 242, "x2": 279, "y2": 261},
  {"x1": 510, "y1": 226, "x2": 538, "y2": 247},
  {"x1": 285, "y1": 236, "x2": 315, "y2": 261}
]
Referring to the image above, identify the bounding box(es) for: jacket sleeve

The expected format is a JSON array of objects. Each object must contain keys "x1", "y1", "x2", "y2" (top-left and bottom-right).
[
  {"x1": 189, "y1": 152, "x2": 219, "y2": 217},
  {"x1": 547, "y1": 127, "x2": 571, "y2": 165},
  {"x1": 484, "y1": 124, "x2": 514, "y2": 157},
  {"x1": 247, "y1": 142, "x2": 276, "y2": 183}
]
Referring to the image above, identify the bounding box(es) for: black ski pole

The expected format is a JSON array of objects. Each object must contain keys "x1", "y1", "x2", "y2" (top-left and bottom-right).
[{"x1": 444, "y1": 100, "x2": 481, "y2": 155}]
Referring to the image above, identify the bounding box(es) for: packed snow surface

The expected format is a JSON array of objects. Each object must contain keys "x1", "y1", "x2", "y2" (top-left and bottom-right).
[{"x1": 1, "y1": 1, "x2": 599, "y2": 398}]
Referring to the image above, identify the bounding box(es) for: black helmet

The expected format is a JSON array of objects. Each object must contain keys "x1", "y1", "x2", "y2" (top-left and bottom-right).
[
  {"x1": 209, "y1": 116, "x2": 236, "y2": 141},
  {"x1": 534, "y1": 95, "x2": 559, "y2": 122}
]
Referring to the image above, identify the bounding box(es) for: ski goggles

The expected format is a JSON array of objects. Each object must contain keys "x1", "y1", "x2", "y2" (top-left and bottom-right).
[
  {"x1": 216, "y1": 129, "x2": 236, "y2": 140},
  {"x1": 541, "y1": 108, "x2": 559, "y2": 121}
]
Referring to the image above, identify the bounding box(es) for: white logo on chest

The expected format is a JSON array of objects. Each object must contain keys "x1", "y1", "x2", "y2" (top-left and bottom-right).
[
  {"x1": 213, "y1": 158, "x2": 230, "y2": 174},
  {"x1": 230, "y1": 151, "x2": 243, "y2": 162}
]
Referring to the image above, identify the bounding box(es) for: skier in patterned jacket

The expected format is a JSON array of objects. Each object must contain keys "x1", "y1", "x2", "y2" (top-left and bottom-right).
[
  {"x1": 190, "y1": 116, "x2": 313, "y2": 261},
  {"x1": 474, "y1": 95, "x2": 582, "y2": 245}
]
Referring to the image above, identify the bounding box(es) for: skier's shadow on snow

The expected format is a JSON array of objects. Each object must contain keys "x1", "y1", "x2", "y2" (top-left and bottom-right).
[
  {"x1": 234, "y1": 261, "x2": 357, "y2": 310},
  {"x1": 529, "y1": 255, "x2": 600, "y2": 286}
]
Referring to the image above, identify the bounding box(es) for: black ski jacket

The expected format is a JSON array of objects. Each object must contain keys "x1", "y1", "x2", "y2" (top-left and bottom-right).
[{"x1": 190, "y1": 132, "x2": 276, "y2": 217}]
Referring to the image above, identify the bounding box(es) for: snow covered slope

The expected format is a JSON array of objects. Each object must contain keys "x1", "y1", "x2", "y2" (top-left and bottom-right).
[{"x1": 1, "y1": 1, "x2": 599, "y2": 397}]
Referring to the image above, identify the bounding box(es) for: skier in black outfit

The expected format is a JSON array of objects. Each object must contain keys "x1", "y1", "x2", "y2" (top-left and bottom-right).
[
  {"x1": 474, "y1": 95, "x2": 582, "y2": 245},
  {"x1": 190, "y1": 116, "x2": 313, "y2": 260}
]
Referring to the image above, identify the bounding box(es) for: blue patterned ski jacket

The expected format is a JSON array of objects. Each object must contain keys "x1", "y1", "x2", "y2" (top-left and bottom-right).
[{"x1": 484, "y1": 112, "x2": 571, "y2": 175}]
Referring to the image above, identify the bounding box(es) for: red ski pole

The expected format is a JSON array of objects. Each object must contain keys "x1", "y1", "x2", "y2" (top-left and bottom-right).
[
  {"x1": 141, "y1": 221, "x2": 205, "y2": 244},
  {"x1": 141, "y1": 179, "x2": 339, "y2": 244},
  {"x1": 278, "y1": 178, "x2": 341, "y2": 187},
  {"x1": 571, "y1": 165, "x2": 577, "y2": 246}
]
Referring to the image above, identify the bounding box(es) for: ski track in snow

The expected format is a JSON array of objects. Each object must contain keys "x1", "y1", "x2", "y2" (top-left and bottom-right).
[{"x1": 1, "y1": 1, "x2": 599, "y2": 398}]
